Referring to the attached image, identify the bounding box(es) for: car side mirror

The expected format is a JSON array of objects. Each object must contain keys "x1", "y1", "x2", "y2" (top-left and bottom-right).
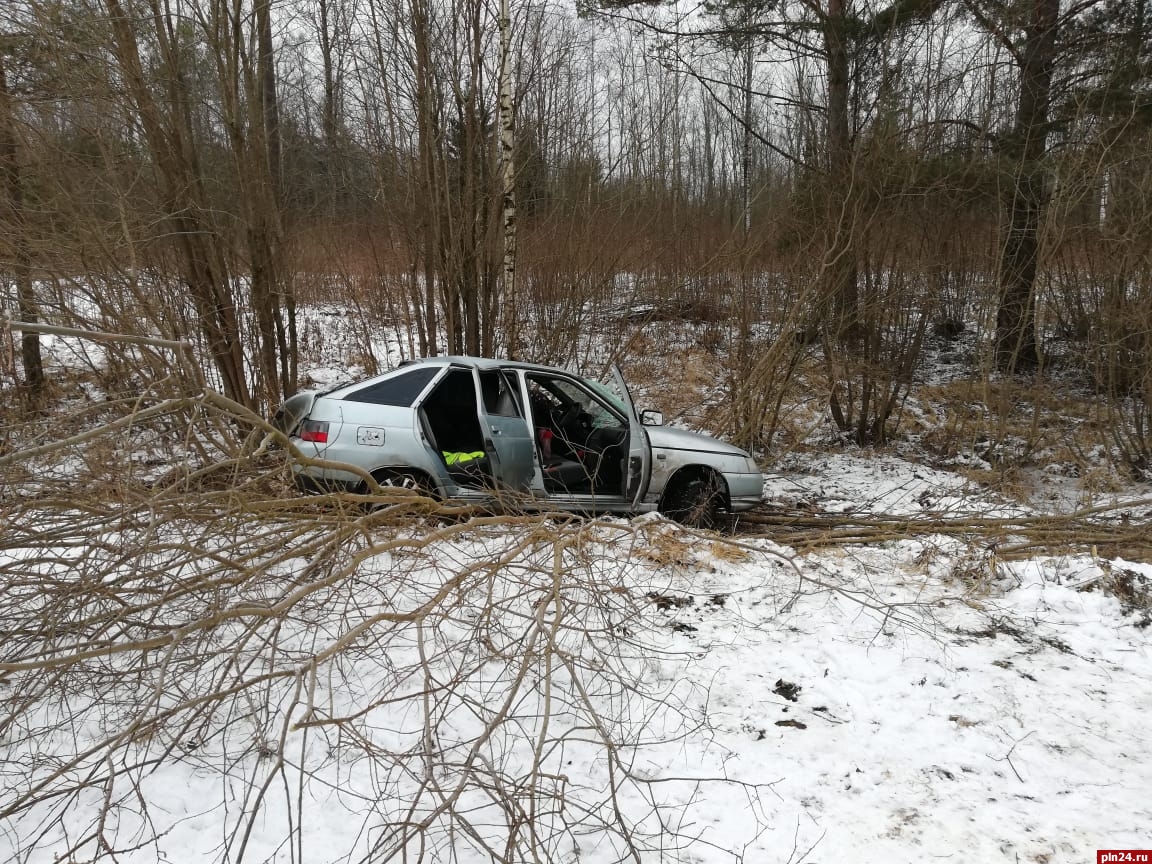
[{"x1": 640, "y1": 409, "x2": 664, "y2": 426}]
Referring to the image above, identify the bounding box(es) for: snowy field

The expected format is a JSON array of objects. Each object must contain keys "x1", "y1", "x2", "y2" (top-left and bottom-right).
[{"x1": 2, "y1": 309, "x2": 1151, "y2": 864}]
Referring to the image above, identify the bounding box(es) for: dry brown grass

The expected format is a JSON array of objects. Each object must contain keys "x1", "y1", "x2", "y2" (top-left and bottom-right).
[{"x1": 902, "y1": 375, "x2": 1137, "y2": 499}]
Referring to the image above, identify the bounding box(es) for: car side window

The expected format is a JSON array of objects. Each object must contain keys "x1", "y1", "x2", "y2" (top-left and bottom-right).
[
  {"x1": 344, "y1": 367, "x2": 439, "y2": 406},
  {"x1": 480, "y1": 370, "x2": 523, "y2": 418}
]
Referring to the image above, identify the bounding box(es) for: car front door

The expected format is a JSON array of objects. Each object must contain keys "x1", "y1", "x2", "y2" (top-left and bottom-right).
[
  {"x1": 609, "y1": 365, "x2": 652, "y2": 506},
  {"x1": 475, "y1": 368, "x2": 535, "y2": 490}
]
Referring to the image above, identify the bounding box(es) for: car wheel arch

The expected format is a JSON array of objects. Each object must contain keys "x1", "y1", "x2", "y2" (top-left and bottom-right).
[{"x1": 659, "y1": 466, "x2": 730, "y2": 526}]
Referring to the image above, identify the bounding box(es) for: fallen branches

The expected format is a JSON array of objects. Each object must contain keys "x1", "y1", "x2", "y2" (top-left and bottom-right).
[
  {"x1": 737, "y1": 503, "x2": 1152, "y2": 561},
  {"x1": 0, "y1": 392, "x2": 781, "y2": 864}
]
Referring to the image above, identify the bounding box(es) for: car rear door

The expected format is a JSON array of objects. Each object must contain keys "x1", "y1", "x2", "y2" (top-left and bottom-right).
[
  {"x1": 610, "y1": 365, "x2": 652, "y2": 506},
  {"x1": 474, "y1": 368, "x2": 535, "y2": 490}
]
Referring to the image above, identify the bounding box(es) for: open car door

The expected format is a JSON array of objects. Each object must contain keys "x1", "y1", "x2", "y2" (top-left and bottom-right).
[
  {"x1": 473, "y1": 367, "x2": 535, "y2": 491},
  {"x1": 609, "y1": 364, "x2": 652, "y2": 506}
]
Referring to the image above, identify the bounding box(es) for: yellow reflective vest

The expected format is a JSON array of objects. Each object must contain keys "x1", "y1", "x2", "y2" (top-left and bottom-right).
[{"x1": 443, "y1": 451, "x2": 485, "y2": 466}]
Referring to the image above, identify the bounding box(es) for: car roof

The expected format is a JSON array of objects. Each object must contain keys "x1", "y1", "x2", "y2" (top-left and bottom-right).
[
  {"x1": 316, "y1": 356, "x2": 597, "y2": 399},
  {"x1": 405, "y1": 355, "x2": 583, "y2": 377}
]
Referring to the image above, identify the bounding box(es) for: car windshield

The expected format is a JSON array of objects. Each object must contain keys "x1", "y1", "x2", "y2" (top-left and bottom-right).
[
  {"x1": 534, "y1": 378, "x2": 620, "y2": 430},
  {"x1": 585, "y1": 378, "x2": 629, "y2": 417}
]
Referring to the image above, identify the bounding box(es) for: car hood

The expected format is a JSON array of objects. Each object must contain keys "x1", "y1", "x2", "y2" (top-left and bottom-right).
[{"x1": 645, "y1": 424, "x2": 749, "y2": 457}]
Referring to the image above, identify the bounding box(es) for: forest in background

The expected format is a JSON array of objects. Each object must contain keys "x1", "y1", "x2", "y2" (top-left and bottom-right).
[
  {"x1": 0, "y1": 0, "x2": 1149, "y2": 465},
  {"x1": 2, "y1": 6, "x2": 1151, "y2": 860}
]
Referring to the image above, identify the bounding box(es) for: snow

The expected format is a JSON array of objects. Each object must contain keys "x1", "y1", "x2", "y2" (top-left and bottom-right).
[
  {"x1": 2, "y1": 307, "x2": 1151, "y2": 863},
  {"x1": 765, "y1": 451, "x2": 1026, "y2": 517},
  {"x1": 641, "y1": 533, "x2": 1151, "y2": 862},
  {"x1": 2, "y1": 457, "x2": 1149, "y2": 864}
]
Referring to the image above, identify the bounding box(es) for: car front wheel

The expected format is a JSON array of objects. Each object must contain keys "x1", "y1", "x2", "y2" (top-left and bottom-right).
[{"x1": 661, "y1": 470, "x2": 726, "y2": 529}]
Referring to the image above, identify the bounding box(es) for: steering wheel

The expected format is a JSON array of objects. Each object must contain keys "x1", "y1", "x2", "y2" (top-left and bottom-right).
[{"x1": 560, "y1": 404, "x2": 592, "y2": 442}]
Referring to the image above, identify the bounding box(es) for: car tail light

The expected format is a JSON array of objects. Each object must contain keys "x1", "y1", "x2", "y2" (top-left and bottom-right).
[{"x1": 299, "y1": 420, "x2": 330, "y2": 444}]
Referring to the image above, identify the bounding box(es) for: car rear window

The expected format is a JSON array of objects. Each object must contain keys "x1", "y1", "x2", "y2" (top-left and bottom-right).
[{"x1": 344, "y1": 367, "x2": 439, "y2": 406}]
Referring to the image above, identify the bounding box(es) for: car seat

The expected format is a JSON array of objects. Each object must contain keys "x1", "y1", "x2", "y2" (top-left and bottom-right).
[{"x1": 542, "y1": 456, "x2": 593, "y2": 492}]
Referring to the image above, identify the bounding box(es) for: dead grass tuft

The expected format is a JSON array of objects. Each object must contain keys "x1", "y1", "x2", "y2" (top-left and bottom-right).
[
  {"x1": 635, "y1": 530, "x2": 696, "y2": 568},
  {"x1": 944, "y1": 550, "x2": 999, "y2": 599},
  {"x1": 705, "y1": 539, "x2": 752, "y2": 564},
  {"x1": 1091, "y1": 561, "x2": 1152, "y2": 615}
]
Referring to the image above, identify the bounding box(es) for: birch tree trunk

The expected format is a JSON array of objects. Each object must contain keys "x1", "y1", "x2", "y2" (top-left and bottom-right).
[{"x1": 498, "y1": 0, "x2": 518, "y2": 357}]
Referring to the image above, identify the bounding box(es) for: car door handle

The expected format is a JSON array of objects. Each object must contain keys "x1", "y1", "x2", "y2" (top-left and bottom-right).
[{"x1": 490, "y1": 427, "x2": 502, "y2": 435}]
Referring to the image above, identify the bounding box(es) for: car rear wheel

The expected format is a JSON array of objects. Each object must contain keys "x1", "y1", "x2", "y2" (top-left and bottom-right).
[
  {"x1": 365, "y1": 469, "x2": 435, "y2": 506},
  {"x1": 661, "y1": 470, "x2": 726, "y2": 529}
]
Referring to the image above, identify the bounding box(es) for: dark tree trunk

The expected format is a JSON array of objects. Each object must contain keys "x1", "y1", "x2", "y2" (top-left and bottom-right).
[
  {"x1": 823, "y1": 0, "x2": 860, "y2": 346},
  {"x1": 0, "y1": 53, "x2": 43, "y2": 396},
  {"x1": 257, "y1": 0, "x2": 296, "y2": 398},
  {"x1": 412, "y1": 0, "x2": 440, "y2": 355},
  {"x1": 104, "y1": 0, "x2": 251, "y2": 406},
  {"x1": 995, "y1": 0, "x2": 1059, "y2": 372}
]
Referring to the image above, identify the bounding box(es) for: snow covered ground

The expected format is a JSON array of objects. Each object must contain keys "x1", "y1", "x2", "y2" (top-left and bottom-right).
[
  {"x1": 637, "y1": 523, "x2": 1152, "y2": 863},
  {"x1": 2, "y1": 455, "x2": 1149, "y2": 864},
  {"x1": 2, "y1": 310, "x2": 1151, "y2": 863}
]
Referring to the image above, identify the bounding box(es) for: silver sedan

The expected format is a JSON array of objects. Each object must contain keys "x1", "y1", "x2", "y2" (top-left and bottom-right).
[{"x1": 273, "y1": 356, "x2": 763, "y2": 526}]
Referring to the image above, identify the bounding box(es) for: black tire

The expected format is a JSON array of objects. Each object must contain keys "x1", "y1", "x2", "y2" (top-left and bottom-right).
[
  {"x1": 365, "y1": 470, "x2": 435, "y2": 508},
  {"x1": 661, "y1": 471, "x2": 726, "y2": 529}
]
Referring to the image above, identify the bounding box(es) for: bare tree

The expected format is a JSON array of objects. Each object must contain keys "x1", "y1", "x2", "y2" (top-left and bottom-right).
[
  {"x1": 0, "y1": 43, "x2": 43, "y2": 396},
  {"x1": 101, "y1": 0, "x2": 251, "y2": 405},
  {"x1": 978, "y1": 0, "x2": 1061, "y2": 372},
  {"x1": 258, "y1": 0, "x2": 298, "y2": 396},
  {"x1": 193, "y1": 0, "x2": 294, "y2": 406},
  {"x1": 498, "y1": 0, "x2": 519, "y2": 357}
]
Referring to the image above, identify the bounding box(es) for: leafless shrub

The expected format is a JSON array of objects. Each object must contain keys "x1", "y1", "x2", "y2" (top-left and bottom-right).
[
  {"x1": 723, "y1": 270, "x2": 820, "y2": 454},
  {"x1": 821, "y1": 266, "x2": 933, "y2": 446},
  {"x1": 1092, "y1": 560, "x2": 1152, "y2": 615},
  {"x1": 1045, "y1": 230, "x2": 1152, "y2": 476},
  {"x1": 1085, "y1": 276, "x2": 1152, "y2": 475}
]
